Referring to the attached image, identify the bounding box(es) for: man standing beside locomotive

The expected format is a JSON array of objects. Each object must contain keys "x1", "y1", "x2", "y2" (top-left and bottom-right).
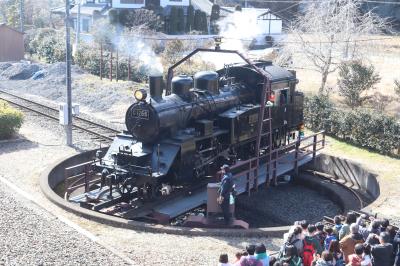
[{"x1": 218, "y1": 164, "x2": 234, "y2": 225}]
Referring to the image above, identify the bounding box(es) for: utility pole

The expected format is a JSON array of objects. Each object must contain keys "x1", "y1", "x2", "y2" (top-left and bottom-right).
[
  {"x1": 19, "y1": 0, "x2": 24, "y2": 32},
  {"x1": 65, "y1": 0, "x2": 73, "y2": 146},
  {"x1": 75, "y1": 0, "x2": 81, "y2": 50}
]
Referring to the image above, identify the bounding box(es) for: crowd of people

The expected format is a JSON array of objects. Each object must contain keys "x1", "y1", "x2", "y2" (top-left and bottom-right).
[{"x1": 218, "y1": 212, "x2": 400, "y2": 266}]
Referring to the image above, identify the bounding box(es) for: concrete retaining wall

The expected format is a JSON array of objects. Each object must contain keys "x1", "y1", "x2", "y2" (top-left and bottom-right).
[{"x1": 303, "y1": 154, "x2": 380, "y2": 201}]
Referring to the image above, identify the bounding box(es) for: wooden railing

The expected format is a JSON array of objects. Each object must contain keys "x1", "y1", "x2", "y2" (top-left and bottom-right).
[{"x1": 229, "y1": 131, "x2": 325, "y2": 195}]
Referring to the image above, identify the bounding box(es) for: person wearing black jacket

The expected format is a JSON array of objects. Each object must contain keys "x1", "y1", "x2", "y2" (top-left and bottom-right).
[
  {"x1": 371, "y1": 232, "x2": 393, "y2": 266},
  {"x1": 394, "y1": 229, "x2": 400, "y2": 266},
  {"x1": 218, "y1": 164, "x2": 234, "y2": 225}
]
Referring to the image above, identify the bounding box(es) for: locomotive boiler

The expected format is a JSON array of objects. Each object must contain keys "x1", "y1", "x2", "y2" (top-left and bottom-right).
[{"x1": 94, "y1": 52, "x2": 304, "y2": 201}]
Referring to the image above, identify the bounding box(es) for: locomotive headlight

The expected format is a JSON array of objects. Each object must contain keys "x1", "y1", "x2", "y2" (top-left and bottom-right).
[{"x1": 134, "y1": 89, "x2": 147, "y2": 101}]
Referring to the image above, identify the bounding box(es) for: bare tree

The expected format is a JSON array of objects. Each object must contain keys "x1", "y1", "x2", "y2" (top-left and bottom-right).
[{"x1": 279, "y1": 0, "x2": 389, "y2": 94}]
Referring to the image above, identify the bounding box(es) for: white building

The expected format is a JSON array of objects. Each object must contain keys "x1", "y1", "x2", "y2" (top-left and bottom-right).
[
  {"x1": 111, "y1": 0, "x2": 189, "y2": 9},
  {"x1": 70, "y1": 0, "x2": 110, "y2": 33},
  {"x1": 66, "y1": 0, "x2": 190, "y2": 32}
]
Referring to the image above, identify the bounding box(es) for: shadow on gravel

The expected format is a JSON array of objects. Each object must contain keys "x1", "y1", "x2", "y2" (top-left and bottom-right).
[
  {"x1": 213, "y1": 236, "x2": 282, "y2": 253},
  {"x1": 0, "y1": 140, "x2": 38, "y2": 155}
]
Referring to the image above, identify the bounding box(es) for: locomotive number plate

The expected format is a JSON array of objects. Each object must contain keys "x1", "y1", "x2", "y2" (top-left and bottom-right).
[{"x1": 132, "y1": 109, "x2": 150, "y2": 120}]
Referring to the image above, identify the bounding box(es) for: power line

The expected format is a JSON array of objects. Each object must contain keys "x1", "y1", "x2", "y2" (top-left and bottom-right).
[{"x1": 245, "y1": 0, "x2": 400, "y2": 4}]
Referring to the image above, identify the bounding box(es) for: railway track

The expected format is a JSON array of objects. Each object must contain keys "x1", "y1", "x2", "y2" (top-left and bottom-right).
[{"x1": 0, "y1": 89, "x2": 120, "y2": 144}]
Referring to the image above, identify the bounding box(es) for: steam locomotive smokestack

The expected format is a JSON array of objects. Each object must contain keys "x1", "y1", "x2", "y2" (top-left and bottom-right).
[{"x1": 149, "y1": 76, "x2": 163, "y2": 101}]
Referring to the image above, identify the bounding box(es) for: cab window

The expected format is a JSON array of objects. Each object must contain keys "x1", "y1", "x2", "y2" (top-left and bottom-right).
[{"x1": 277, "y1": 89, "x2": 290, "y2": 106}]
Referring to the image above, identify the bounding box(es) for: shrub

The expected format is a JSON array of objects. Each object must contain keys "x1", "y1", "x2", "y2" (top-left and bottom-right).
[
  {"x1": 337, "y1": 61, "x2": 381, "y2": 109},
  {"x1": 27, "y1": 28, "x2": 56, "y2": 55},
  {"x1": 35, "y1": 30, "x2": 67, "y2": 63},
  {"x1": 118, "y1": 9, "x2": 163, "y2": 31},
  {"x1": 304, "y1": 94, "x2": 400, "y2": 155},
  {"x1": 0, "y1": 100, "x2": 24, "y2": 139},
  {"x1": 303, "y1": 94, "x2": 334, "y2": 132}
]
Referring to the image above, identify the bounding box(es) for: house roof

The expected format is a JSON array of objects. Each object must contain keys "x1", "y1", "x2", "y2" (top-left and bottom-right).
[{"x1": 0, "y1": 23, "x2": 24, "y2": 34}]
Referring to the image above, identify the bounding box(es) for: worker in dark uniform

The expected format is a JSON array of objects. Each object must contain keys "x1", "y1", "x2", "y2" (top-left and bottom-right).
[{"x1": 218, "y1": 164, "x2": 234, "y2": 225}]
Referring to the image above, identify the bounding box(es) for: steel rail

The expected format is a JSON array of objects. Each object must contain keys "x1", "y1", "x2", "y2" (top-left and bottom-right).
[{"x1": 0, "y1": 90, "x2": 119, "y2": 142}]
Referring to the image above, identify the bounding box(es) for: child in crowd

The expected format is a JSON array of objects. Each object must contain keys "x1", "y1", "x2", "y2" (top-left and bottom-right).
[
  {"x1": 324, "y1": 227, "x2": 337, "y2": 251},
  {"x1": 219, "y1": 254, "x2": 231, "y2": 266}
]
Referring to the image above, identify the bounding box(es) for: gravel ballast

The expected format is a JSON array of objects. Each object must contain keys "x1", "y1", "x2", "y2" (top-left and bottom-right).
[{"x1": 0, "y1": 181, "x2": 126, "y2": 265}]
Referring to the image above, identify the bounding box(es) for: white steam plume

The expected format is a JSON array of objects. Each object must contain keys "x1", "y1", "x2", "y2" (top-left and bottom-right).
[
  {"x1": 203, "y1": 10, "x2": 266, "y2": 68},
  {"x1": 115, "y1": 33, "x2": 163, "y2": 76},
  {"x1": 218, "y1": 9, "x2": 264, "y2": 51}
]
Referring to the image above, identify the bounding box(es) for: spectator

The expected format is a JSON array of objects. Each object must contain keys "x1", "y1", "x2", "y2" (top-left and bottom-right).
[
  {"x1": 339, "y1": 213, "x2": 357, "y2": 240},
  {"x1": 219, "y1": 253, "x2": 231, "y2": 266},
  {"x1": 280, "y1": 245, "x2": 302, "y2": 266},
  {"x1": 364, "y1": 221, "x2": 381, "y2": 246},
  {"x1": 347, "y1": 243, "x2": 364, "y2": 266},
  {"x1": 328, "y1": 240, "x2": 344, "y2": 266},
  {"x1": 269, "y1": 256, "x2": 278, "y2": 266},
  {"x1": 339, "y1": 223, "x2": 364, "y2": 263},
  {"x1": 394, "y1": 229, "x2": 400, "y2": 266},
  {"x1": 311, "y1": 251, "x2": 334, "y2": 266},
  {"x1": 239, "y1": 245, "x2": 262, "y2": 266},
  {"x1": 218, "y1": 164, "x2": 234, "y2": 225},
  {"x1": 301, "y1": 220, "x2": 310, "y2": 236},
  {"x1": 282, "y1": 226, "x2": 303, "y2": 257},
  {"x1": 255, "y1": 244, "x2": 270, "y2": 266},
  {"x1": 303, "y1": 225, "x2": 323, "y2": 266},
  {"x1": 380, "y1": 219, "x2": 389, "y2": 233},
  {"x1": 233, "y1": 251, "x2": 243, "y2": 265},
  {"x1": 370, "y1": 232, "x2": 393, "y2": 266},
  {"x1": 361, "y1": 244, "x2": 372, "y2": 266},
  {"x1": 368, "y1": 220, "x2": 381, "y2": 236},
  {"x1": 324, "y1": 227, "x2": 337, "y2": 251},
  {"x1": 333, "y1": 216, "x2": 343, "y2": 238},
  {"x1": 365, "y1": 233, "x2": 380, "y2": 246},
  {"x1": 315, "y1": 222, "x2": 327, "y2": 247},
  {"x1": 355, "y1": 215, "x2": 370, "y2": 240},
  {"x1": 386, "y1": 225, "x2": 397, "y2": 244}
]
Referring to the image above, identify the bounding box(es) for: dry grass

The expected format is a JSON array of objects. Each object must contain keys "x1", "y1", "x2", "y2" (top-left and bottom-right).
[{"x1": 323, "y1": 135, "x2": 400, "y2": 181}]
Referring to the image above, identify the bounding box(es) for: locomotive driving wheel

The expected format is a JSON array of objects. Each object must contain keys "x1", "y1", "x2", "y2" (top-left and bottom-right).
[
  {"x1": 140, "y1": 182, "x2": 156, "y2": 201},
  {"x1": 117, "y1": 177, "x2": 135, "y2": 197}
]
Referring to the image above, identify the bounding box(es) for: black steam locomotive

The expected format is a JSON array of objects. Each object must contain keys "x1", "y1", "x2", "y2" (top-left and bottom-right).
[{"x1": 95, "y1": 54, "x2": 304, "y2": 201}]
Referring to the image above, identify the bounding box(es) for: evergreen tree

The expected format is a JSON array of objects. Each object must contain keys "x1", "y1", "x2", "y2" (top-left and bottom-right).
[
  {"x1": 200, "y1": 11, "x2": 208, "y2": 34},
  {"x1": 186, "y1": 5, "x2": 194, "y2": 32},
  {"x1": 338, "y1": 61, "x2": 381, "y2": 109},
  {"x1": 210, "y1": 4, "x2": 220, "y2": 34},
  {"x1": 169, "y1": 6, "x2": 179, "y2": 34},
  {"x1": 193, "y1": 9, "x2": 202, "y2": 31},
  {"x1": 177, "y1": 7, "x2": 184, "y2": 33}
]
